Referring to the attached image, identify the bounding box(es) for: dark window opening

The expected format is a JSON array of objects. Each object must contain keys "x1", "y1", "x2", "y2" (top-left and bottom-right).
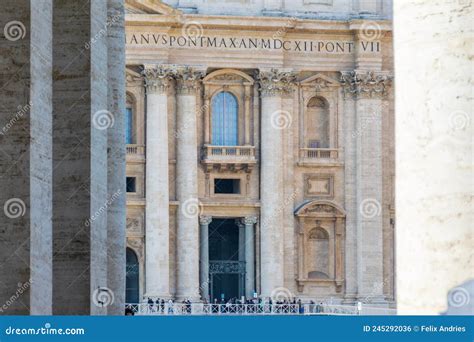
[
  {"x1": 214, "y1": 178, "x2": 240, "y2": 194},
  {"x1": 126, "y1": 177, "x2": 136, "y2": 193}
]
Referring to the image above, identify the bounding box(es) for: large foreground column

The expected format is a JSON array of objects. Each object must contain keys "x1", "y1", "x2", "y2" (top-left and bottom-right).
[
  {"x1": 0, "y1": 0, "x2": 125, "y2": 315},
  {"x1": 175, "y1": 67, "x2": 203, "y2": 301},
  {"x1": 394, "y1": 0, "x2": 473, "y2": 314},
  {"x1": 258, "y1": 69, "x2": 295, "y2": 298},
  {"x1": 106, "y1": 0, "x2": 126, "y2": 315},
  {"x1": 142, "y1": 65, "x2": 174, "y2": 299}
]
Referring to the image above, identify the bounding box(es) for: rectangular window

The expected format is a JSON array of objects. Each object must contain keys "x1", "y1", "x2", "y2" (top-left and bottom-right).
[
  {"x1": 126, "y1": 177, "x2": 136, "y2": 193},
  {"x1": 214, "y1": 178, "x2": 240, "y2": 194},
  {"x1": 126, "y1": 107, "x2": 133, "y2": 144}
]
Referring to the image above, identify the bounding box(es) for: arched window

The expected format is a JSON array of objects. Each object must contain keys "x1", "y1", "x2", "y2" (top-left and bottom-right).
[
  {"x1": 307, "y1": 227, "x2": 329, "y2": 279},
  {"x1": 126, "y1": 248, "x2": 139, "y2": 303},
  {"x1": 211, "y1": 91, "x2": 238, "y2": 146},
  {"x1": 306, "y1": 96, "x2": 329, "y2": 148}
]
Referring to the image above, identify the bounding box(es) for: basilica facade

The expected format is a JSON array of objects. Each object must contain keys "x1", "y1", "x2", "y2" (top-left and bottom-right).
[{"x1": 124, "y1": 0, "x2": 395, "y2": 305}]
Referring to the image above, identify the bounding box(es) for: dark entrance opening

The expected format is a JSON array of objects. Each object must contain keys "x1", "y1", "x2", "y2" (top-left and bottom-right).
[
  {"x1": 126, "y1": 248, "x2": 139, "y2": 303},
  {"x1": 208, "y1": 218, "x2": 245, "y2": 302}
]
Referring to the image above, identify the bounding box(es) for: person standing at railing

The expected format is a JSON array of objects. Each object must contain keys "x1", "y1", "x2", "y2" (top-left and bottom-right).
[
  {"x1": 167, "y1": 299, "x2": 174, "y2": 314},
  {"x1": 298, "y1": 299, "x2": 304, "y2": 314},
  {"x1": 147, "y1": 297, "x2": 154, "y2": 313},
  {"x1": 159, "y1": 299, "x2": 165, "y2": 314}
]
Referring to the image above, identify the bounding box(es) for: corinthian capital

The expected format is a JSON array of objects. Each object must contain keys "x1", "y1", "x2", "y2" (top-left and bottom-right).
[
  {"x1": 241, "y1": 216, "x2": 258, "y2": 226},
  {"x1": 340, "y1": 70, "x2": 393, "y2": 99},
  {"x1": 175, "y1": 67, "x2": 204, "y2": 95},
  {"x1": 142, "y1": 64, "x2": 175, "y2": 94},
  {"x1": 257, "y1": 68, "x2": 297, "y2": 97},
  {"x1": 199, "y1": 215, "x2": 212, "y2": 225}
]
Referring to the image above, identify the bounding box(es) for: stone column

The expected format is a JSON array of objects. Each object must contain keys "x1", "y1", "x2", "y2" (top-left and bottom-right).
[
  {"x1": 257, "y1": 69, "x2": 295, "y2": 297},
  {"x1": 175, "y1": 67, "x2": 203, "y2": 301},
  {"x1": 394, "y1": 0, "x2": 472, "y2": 314},
  {"x1": 242, "y1": 216, "x2": 257, "y2": 298},
  {"x1": 341, "y1": 70, "x2": 392, "y2": 303},
  {"x1": 199, "y1": 216, "x2": 212, "y2": 302},
  {"x1": 142, "y1": 65, "x2": 174, "y2": 299},
  {"x1": 106, "y1": 0, "x2": 126, "y2": 315}
]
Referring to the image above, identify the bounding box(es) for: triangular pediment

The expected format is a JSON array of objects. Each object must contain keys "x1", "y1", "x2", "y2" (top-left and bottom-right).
[
  {"x1": 300, "y1": 73, "x2": 340, "y2": 88},
  {"x1": 125, "y1": 0, "x2": 179, "y2": 15},
  {"x1": 126, "y1": 68, "x2": 142, "y2": 82}
]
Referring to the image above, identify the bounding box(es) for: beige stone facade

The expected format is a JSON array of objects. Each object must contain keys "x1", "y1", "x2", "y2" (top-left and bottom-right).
[{"x1": 124, "y1": 0, "x2": 395, "y2": 304}]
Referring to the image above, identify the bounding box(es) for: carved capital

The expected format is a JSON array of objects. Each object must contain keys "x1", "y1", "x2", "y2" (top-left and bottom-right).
[
  {"x1": 175, "y1": 67, "x2": 203, "y2": 95},
  {"x1": 199, "y1": 215, "x2": 212, "y2": 225},
  {"x1": 142, "y1": 65, "x2": 175, "y2": 94},
  {"x1": 257, "y1": 68, "x2": 297, "y2": 97},
  {"x1": 241, "y1": 216, "x2": 258, "y2": 226},
  {"x1": 340, "y1": 70, "x2": 392, "y2": 99}
]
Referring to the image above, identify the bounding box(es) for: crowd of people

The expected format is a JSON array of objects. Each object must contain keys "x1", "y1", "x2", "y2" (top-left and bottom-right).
[{"x1": 125, "y1": 296, "x2": 325, "y2": 315}]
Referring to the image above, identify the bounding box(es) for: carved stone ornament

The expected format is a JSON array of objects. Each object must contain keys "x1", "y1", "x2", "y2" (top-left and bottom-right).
[
  {"x1": 175, "y1": 66, "x2": 204, "y2": 95},
  {"x1": 257, "y1": 68, "x2": 297, "y2": 96},
  {"x1": 340, "y1": 70, "x2": 392, "y2": 99},
  {"x1": 142, "y1": 65, "x2": 175, "y2": 94}
]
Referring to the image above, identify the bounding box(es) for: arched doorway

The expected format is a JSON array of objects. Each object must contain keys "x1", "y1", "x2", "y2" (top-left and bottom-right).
[{"x1": 126, "y1": 248, "x2": 139, "y2": 303}]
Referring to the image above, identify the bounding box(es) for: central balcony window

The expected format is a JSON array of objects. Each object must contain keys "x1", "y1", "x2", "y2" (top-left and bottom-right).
[{"x1": 212, "y1": 91, "x2": 238, "y2": 146}]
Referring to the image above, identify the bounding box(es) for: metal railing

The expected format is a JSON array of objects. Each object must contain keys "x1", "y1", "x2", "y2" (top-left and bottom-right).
[
  {"x1": 202, "y1": 145, "x2": 256, "y2": 159},
  {"x1": 299, "y1": 148, "x2": 338, "y2": 159},
  {"x1": 125, "y1": 303, "x2": 396, "y2": 316},
  {"x1": 126, "y1": 144, "x2": 145, "y2": 155},
  {"x1": 126, "y1": 303, "x2": 300, "y2": 315}
]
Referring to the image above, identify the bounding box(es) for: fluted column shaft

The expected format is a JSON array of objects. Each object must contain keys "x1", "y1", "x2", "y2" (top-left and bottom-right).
[
  {"x1": 143, "y1": 65, "x2": 174, "y2": 298},
  {"x1": 258, "y1": 69, "x2": 295, "y2": 298},
  {"x1": 242, "y1": 216, "x2": 257, "y2": 298},
  {"x1": 175, "y1": 67, "x2": 203, "y2": 301},
  {"x1": 199, "y1": 216, "x2": 212, "y2": 301}
]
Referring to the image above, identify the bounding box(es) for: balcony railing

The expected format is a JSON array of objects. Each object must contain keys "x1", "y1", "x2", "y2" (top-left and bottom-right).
[
  {"x1": 299, "y1": 148, "x2": 338, "y2": 160},
  {"x1": 124, "y1": 303, "x2": 396, "y2": 316},
  {"x1": 202, "y1": 145, "x2": 256, "y2": 159},
  {"x1": 126, "y1": 144, "x2": 145, "y2": 156},
  {"x1": 201, "y1": 145, "x2": 257, "y2": 172},
  {"x1": 126, "y1": 303, "x2": 300, "y2": 315}
]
